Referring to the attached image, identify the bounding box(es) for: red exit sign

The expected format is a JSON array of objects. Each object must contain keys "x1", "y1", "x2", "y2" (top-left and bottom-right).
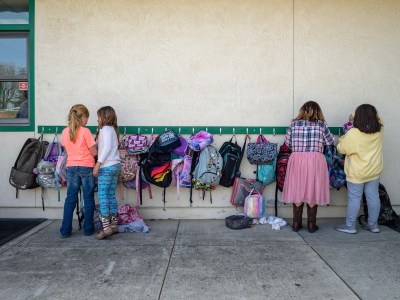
[{"x1": 19, "y1": 82, "x2": 28, "y2": 91}]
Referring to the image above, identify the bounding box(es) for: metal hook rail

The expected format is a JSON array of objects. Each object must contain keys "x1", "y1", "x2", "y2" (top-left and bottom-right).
[{"x1": 38, "y1": 125, "x2": 343, "y2": 136}]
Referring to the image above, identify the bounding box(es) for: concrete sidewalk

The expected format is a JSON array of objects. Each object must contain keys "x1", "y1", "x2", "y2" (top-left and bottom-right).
[{"x1": 0, "y1": 218, "x2": 399, "y2": 300}]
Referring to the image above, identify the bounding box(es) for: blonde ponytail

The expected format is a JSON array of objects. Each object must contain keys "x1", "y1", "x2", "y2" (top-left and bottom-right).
[{"x1": 67, "y1": 104, "x2": 89, "y2": 142}]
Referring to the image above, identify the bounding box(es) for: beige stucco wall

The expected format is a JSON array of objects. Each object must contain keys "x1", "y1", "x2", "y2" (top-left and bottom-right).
[{"x1": 1, "y1": 0, "x2": 399, "y2": 219}]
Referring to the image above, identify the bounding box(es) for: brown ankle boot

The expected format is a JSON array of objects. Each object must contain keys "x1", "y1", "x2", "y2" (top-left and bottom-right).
[
  {"x1": 292, "y1": 203, "x2": 304, "y2": 232},
  {"x1": 307, "y1": 204, "x2": 319, "y2": 233},
  {"x1": 96, "y1": 216, "x2": 113, "y2": 240},
  {"x1": 110, "y1": 214, "x2": 119, "y2": 234}
]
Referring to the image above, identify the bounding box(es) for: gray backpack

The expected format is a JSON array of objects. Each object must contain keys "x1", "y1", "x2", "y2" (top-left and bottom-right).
[{"x1": 192, "y1": 145, "x2": 223, "y2": 190}]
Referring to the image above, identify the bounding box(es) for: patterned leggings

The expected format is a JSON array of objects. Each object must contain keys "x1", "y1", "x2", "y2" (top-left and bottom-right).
[{"x1": 98, "y1": 164, "x2": 121, "y2": 217}]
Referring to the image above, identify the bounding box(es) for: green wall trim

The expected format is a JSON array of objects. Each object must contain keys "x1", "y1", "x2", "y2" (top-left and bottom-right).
[
  {"x1": 38, "y1": 125, "x2": 343, "y2": 136},
  {"x1": 0, "y1": 24, "x2": 30, "y2": 31}
]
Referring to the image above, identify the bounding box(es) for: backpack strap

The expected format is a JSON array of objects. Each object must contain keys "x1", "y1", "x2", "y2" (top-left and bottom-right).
[
  {"x1": 189, "y1": 150, "x2": 200, "y2": 207},
  {"x1": 275, "y1": 185, "x2": 278, "y2": 216},
  {"x1": 77, "y1": 188, "x2": 84, "y2": 230},
  {"x1": 163, "y1": 187, "x2": 166, "y2": 211},
  {"x1": 41, "y1": 186, "x2": 45, "y2": 211},
  {"x1": 135, "y1": 167, "x2": 140, "y2": 207},
  {"x1": 54, "y1": 170, "x2": 61, "y2": 203}
]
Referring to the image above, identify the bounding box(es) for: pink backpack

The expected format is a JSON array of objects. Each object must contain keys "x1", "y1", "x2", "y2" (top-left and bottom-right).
[
  {"x1": 171, "y1": 158, "x2": 184, "y2": 199},
  {"x1": 125, "y1": 134, "x2": 149, "y2": 154},
  {"x1": 55, "y1": 151, "x2": 67, "y2": 187}
]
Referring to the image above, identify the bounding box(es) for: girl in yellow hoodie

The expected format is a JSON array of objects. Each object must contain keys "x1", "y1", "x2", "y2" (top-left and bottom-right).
[{"x1": 335, "y1": 104, "x2": 383, "y2": 234}]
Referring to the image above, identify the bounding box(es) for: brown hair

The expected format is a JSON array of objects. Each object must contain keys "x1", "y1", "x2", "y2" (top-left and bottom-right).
[
  {"x1": 67, "y1": 104, "x2": 89, "y2": 142},
  {"x1": 353, "y1": 104, "x2": 382, "y2": 134},
  {"x1": 96, "y1": 106, "x2": 119, "y2": 140},
  {"x1": 293, "y1": 101, "x2": 326, "y2": 122}
]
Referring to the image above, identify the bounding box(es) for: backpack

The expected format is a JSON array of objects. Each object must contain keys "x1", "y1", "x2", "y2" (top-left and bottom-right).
[
  {"x1": 156, "y1": 130, "x2": 181, "y2": 153},
  {"x1": 246, "y1": 134, "x2": 278, "y2": 165},
  {"x1": 36, "y1": 134, "x2": 63, "y2": 209},
  {"x1": 192, "y1": 145, "x2": 223, "y2": 191},
  {"x1": 325, "y1": 145, "x2": 346, "y2": 190},
  {"x1": 188, "y1": 130, "x2": 214, "y2": 151},
  {"x1": 55, "y1": 151, "x2": 67, "y2": 187},
  {"x1": 118, "y1": 150, "x2": 139, "y2": 183},
  {"x1": 219, "y1": 137, "x2": 246, "y2": 187},
  {"x1": 230, "y1": 177, "x2": 264, "y2": 207},
  {"x1": 225, "y1": 214, "x2": 253, "y2": 230},
  {"x1": 257, "y1": 156, "x2": 277, "y2": 186},
  {"x1": 9, "y1": 133, "x2": 49, "y2": 196},
  {"x1": 358, "y1": 183, "x2": 399, "y2": 227},
  {"x1": 179, "y1": 155, "x2": 193, "y2": 187},
  {"x1": 275, "y1": 143, "x2": 292, "y2": 192},
  {"x1": 244, "y1": 192, "x2": 265, "y2": 219},
  {"x1": 273, "y1": 143, "x2": 291, "y2": 217},
  {"x1": 139, "y1": 137, "x2": 173, "y2": 207},
  {"x1": 125, "y1": 134, "x2": 149, "y2": 155},
  {"x1": 171, "y1": 158, "x2": 185, "y2": 199}
]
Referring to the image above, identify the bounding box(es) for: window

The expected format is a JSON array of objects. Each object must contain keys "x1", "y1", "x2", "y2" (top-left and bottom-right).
[
  {"x1": 0, "y1": 0, "x2": 34, "y2": 131},
  {"x1": 0, "y1": 0, "x2": 29, "y2": 24}
]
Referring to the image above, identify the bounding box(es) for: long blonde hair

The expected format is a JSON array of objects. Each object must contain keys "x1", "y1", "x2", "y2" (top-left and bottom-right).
[
  {"x1": 96, "y1": 106, "x2": 119, "y2": 141},
  {"x1": 293, "y1": 101, "x2": 326, "y2": 122},
  {"x1": 67, "y1": 104, "x2": 89, "y2": 142}
]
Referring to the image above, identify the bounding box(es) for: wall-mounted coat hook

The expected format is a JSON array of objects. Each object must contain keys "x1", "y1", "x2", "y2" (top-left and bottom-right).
[
  {"x1": 124, "y1": 127, "x2": 127, "y2": 135},
  {"x1": 138, "y1": 127, "x2": 140, "y2": 135},
  {"x1": 273, "y1": 128, "x2": 276, "y2": 136},
  {"x1": 179, "y1": 127, "x2": 181, "y2": 135},
  {"x1": 192, "y1": 128, "x2": 195, "y2": 135},
  {"x1": 260, "y1": 128, "x2": 262, "y2": 135},
  {"x1": 219, "y1": 128, "x2": 222, "y2": 136}
]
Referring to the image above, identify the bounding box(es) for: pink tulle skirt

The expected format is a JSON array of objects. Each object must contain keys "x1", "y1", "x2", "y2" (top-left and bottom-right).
[{"x1": 282, "y1": 152, "x2": 330, "y2": 205}]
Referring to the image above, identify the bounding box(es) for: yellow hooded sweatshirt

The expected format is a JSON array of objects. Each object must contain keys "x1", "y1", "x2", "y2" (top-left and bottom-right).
[{"x1": 337, "y1": 127, "x2": 383, "y2": 184}]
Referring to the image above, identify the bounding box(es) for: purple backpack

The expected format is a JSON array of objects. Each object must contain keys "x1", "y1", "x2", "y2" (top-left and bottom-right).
[
  {"x1": 44, "y1": 133, "x2": 62, "y2": 163},
  {"x1": 179, "y1": 155, "x2": 192, "y2": 187},
  {"x1": 188, "y1": 130, "x2": 213, "y2": 151},
  {"x1": 172, "y1": 136, "x2": 188, "y2": 157}
]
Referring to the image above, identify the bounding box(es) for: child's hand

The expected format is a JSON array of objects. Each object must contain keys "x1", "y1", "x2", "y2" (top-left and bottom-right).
[
  {"x1": 348, "y1": 114, "x2": 354, "y2": 122},
  {"x1": 93, "y1": 162, "x2": 101, "y2": 177}
]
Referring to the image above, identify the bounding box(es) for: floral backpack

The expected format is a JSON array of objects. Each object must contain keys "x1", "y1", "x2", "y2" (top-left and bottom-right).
[{"x1": 118, "y1": 149, "x2": 139, "y2": 183}]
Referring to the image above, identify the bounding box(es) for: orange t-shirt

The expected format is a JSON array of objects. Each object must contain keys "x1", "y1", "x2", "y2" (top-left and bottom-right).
[{"x1": 62, "y1": 127, "x2": 96, "y2": 167}]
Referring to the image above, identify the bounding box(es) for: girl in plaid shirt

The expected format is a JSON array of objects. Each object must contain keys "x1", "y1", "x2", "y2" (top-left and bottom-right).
[{"x1": 283, "y1": 101, "x2": 335, "y2": 233}]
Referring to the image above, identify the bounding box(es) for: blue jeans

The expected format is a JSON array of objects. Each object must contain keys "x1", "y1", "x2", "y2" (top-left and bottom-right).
[
  {"x1": 60, "y1": 166, "x2": 95, "y2": 236},
  {"x1": 98, "y1": 164, "x2": 121, "y2": 217},
  {"x1": 346, "y1": 179, "x2": 380, "y2": 227}
]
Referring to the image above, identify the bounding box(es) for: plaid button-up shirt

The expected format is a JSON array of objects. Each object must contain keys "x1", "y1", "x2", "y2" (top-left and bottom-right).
[{"x1": 284, "y1": 120, "x2": 335, "y2": 153}]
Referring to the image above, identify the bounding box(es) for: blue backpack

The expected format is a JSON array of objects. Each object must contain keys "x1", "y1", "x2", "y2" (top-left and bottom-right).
[{"x1": 324, "y1": 145, "x2": 346, "y2": 190}]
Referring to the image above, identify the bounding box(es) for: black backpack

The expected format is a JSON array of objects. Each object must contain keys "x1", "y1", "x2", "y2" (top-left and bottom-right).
[
  {"x1": 156, "y1": 129, "x2": 181, "y2": 153},
  {"x1": 358, "y1": 183, "x2": 399, "y2": 226},
  {"x1": 139, "y1": 136, "x2": 173, "y2": 208},
  {"x1": 9, "y1": 134, "x2": 49, "y2": 197},
  {"x1": 219, "y1": 137, "x2": 246, "y2": 187}
]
